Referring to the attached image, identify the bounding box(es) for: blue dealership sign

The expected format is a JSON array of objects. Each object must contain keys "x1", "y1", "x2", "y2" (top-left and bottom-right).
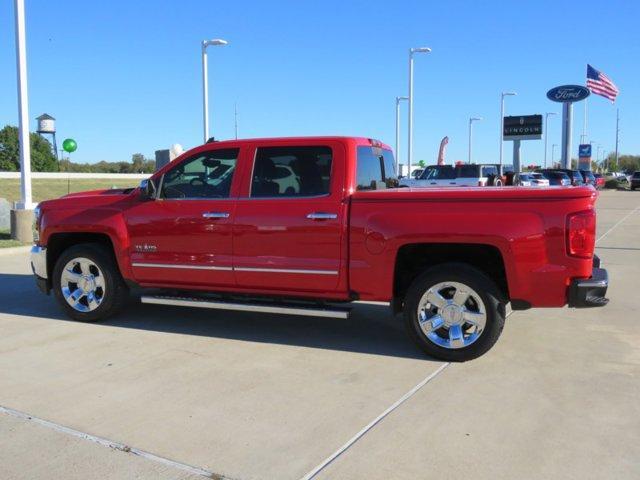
[
  {"x1": 546, "y1": 85, "x2": 591, "y2": 103},
  {"x1": 579, "y1": 144, "x2": 592, "y2": 157}
]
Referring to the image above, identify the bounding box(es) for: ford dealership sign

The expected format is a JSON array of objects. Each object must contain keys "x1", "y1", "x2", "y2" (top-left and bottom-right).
[{"x1": 546, "y1": 85, "x2": 590, "y2": 103}]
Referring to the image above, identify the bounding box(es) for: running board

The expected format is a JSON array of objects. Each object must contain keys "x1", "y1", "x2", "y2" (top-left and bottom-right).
[{"x1": 140, "y1": 295, "x2": 350, "y2": 319}]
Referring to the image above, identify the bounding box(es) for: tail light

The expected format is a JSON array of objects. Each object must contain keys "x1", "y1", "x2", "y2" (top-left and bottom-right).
[{"x1": 566, "y1": 210, "x2": 596, "y2": 258}]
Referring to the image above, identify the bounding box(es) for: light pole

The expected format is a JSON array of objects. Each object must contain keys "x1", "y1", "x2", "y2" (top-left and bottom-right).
[
  {"x1": 468, "y1": 117, "x2": 482, "y2": 164},
  {"x1": 395, "y1": 96, "x2": 408, "y2": 175},
  {"x1": 543, "y1": 112, "x2": 556, "y2": 168},
  {"x1": 13, "y1": 0, "x2": 32, "y2": 211},
  {"x1": 407, "y1": 47, "x2": 431, "y2": 177},
  {"x1": 551, "y1": 144, "x2": 558, "y2": 166},
  {"x1": 499, "y1": 91, "x2": 517, "y2": 169},
  {"x1": 202, "y1": 38, "x2": 228, "y2": 143}
]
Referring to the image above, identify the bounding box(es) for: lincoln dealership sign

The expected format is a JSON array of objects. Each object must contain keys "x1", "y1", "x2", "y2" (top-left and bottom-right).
[
  {"x1": 503, "y1": 115, "x2": 543, "y2": 141},
  {"x1": 546, "y1": 85, "x2": 590, "y2": 103}
]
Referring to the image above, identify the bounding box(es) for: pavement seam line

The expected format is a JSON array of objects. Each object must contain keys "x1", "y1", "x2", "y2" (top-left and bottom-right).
[
  {"x1": 299, "y1": 362, "x2": 450, "y2": 480},
  {"x1": 0, "y1": 405, "x2": 232, "y2": 480},
  {"x1": 596, "y1": 204, "x2": 640, "y2": 244}
]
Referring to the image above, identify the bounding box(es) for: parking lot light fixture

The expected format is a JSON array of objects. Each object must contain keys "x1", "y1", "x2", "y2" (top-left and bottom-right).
[
  {"x1": 407, "y1": 47, "x2": 431, "y2": 178},
  {"x1": 468, "y1": 117, "x2": 482, "y2": 164},
  {"x1": 544, "y1": 112, "x2": 557, "y2": 168},
  {"x1": 395, "y1": 96, "x2": 408, "y2": 175},
  {"x1": 499, "y1": 91, "x2": 517, "y2": 169},
  {"x1": 202, "y1": 38, "x2": 228, "y2": 143}
]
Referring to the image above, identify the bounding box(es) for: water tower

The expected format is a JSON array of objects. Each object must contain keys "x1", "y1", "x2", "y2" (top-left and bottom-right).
[{"x1": 36, "y1": 113, "x2": 58, "y2": 159}]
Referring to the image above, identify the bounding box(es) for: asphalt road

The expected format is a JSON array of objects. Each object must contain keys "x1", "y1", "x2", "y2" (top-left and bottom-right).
[{"x1": 0, "y1": 189, "x2": 638, "y2": 480}]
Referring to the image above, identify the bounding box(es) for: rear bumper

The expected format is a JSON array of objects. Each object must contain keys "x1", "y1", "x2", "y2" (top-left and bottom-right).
[{"x1": 568, "y1": 256, "x2": 609, "y2": 308}]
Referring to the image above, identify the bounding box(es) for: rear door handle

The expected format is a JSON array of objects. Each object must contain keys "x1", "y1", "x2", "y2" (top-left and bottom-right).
[
  {"x1": 306, "y1": 212, "x2": 338, "y2": 220},
  {"x1": 202, "y1": 212, "x2": 230, "y2": 219}
]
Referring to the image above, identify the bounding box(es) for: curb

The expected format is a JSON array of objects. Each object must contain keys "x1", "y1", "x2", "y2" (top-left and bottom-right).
[{"x1": 0, "y1": 245, "x2": 32, "y2": 256}]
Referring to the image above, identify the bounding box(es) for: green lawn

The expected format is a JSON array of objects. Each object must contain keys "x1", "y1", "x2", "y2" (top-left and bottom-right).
[
  {"x1": 0, "y1": 228, "x2": 28, "y2": 248},
  {"x1": 0, "y1": 178, "x2": 140, "y2": 204}
]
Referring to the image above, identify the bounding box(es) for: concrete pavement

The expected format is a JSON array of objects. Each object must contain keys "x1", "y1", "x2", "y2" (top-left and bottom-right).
[{"x1": 0, "y1": 190, "x2": 638, "y2": 479}]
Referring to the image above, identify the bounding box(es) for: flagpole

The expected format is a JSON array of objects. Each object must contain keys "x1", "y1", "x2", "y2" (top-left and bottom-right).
[
  {"x1": 581, "y1": 97, "x2": 588, "y2": 144},
  {"x1": 614, "y1": 108, "x2": 619, "y2": 170}
]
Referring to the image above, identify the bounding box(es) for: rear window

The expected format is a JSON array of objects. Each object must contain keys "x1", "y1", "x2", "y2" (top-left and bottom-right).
[
  {"x1": 633, "y1": 172, "x2": 640, "y2": 178},
  {"x1": 356, "y1": 146, "x2": 398, "y2": 190}
]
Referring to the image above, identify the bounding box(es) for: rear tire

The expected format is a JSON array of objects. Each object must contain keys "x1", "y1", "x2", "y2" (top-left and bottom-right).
[
  {"x1": 403, "y1": 263, "x2": 506, "y2": 361},
  {"x1": 52, "y1": 243, "x2": 129, "y2": 322}
]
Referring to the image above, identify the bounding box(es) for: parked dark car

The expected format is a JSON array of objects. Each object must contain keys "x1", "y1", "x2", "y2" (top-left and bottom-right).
[
  {"x1": 536, "y1": 170, "x2": 572, "y2": 186},
  {"x1": 552, "y1": 169, "x2": 585, "y2": 186},
  {"x1": 631, "y1": 171, "x2": 640, "y2": 190},
  {"x1": 580, "y1": 170, "x2": 597, "y2": 187}
]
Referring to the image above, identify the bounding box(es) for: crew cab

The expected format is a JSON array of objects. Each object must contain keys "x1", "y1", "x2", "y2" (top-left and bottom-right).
[{"x1": 30, "y1": 136, "x2": 609, "y2": 361}]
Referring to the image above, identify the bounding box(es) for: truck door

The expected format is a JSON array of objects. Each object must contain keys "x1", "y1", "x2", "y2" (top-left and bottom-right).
[
  {"x1": 232, "y1": 143, "x2": 345, "y2": 293},
  {"x1": 124, "y1": 147, "x2": 240, "y2": 287}
]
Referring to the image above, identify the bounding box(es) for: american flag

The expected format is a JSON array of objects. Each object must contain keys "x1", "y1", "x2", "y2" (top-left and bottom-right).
[{"x1": 586, "y1": 64, "x2": 619, "y2": 102}]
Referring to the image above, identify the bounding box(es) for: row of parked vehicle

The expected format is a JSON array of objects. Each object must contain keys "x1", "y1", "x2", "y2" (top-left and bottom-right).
[{"x1": 399, "y1": 164, "x2": 606, "y2": 189}]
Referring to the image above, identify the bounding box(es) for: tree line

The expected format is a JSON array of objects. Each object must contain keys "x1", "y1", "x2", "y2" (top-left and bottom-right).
[{"x1": 0, "y1": 125, "x2": 155, "y2": 174}]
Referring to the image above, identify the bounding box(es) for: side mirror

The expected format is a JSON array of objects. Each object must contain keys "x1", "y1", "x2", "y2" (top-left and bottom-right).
[{"x1": 139, "y1": 178, "x2": 157, "y2": 200}]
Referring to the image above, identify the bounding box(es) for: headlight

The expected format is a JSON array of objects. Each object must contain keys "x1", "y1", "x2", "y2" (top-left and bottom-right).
[{"x1": 33, "y1": 205, "x2": 41, "y2": 224}]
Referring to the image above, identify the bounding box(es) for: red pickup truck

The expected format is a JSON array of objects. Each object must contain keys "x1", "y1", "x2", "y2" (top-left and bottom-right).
[{"x1": 30, "y1": 136, "x2": 608, "y2": 361}]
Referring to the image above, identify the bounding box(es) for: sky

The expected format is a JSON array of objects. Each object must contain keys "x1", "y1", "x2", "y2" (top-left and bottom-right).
[{"x1": 1, "y1": 0, "x2": 639, "y2": 166}]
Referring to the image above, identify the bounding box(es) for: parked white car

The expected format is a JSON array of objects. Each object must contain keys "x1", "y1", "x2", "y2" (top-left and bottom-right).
[
  {"x1": 400, "y1": 164, "x2": 503, "y2": 188},
  {"x1": 518, "y1": 172, "x2": 550, "y2": 187}
]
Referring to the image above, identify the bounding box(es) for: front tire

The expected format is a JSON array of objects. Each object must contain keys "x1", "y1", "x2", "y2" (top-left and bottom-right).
[
  {"x1": 403, "y1": 263, "x2": 506, "y2": 361},
  {"x1": 52, "y1": 243, "x2": 129, "y2": 322}
]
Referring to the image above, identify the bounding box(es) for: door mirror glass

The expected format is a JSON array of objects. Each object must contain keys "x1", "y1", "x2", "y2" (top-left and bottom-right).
[{"x1": 139, "y1": 178, "x2": 157, "y2": 200}]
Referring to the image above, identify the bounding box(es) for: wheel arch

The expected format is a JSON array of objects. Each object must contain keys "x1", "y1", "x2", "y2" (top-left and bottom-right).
[
  {"x1": 46, "y1": 232, "x2": 120, "y2": 289},
  {"x1": 392, "y1": 243, "x2": 509, "y2": 313}
]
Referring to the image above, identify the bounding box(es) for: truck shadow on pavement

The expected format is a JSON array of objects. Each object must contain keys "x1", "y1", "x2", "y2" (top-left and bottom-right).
[{"x1": 0, "y1": 273, "x2": 426, "y2": 360}]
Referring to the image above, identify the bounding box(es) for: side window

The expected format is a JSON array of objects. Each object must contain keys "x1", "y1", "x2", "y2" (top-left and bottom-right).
[
  {"x1": 250, "y1": 146, "x2": 332, "y2": 198},
  {"x1": 161, "y1": 148, "x2": 238, "y2": 199},
  {"x1": 456, "y1": 165, "x2": 480, "y2": 178},
  {"x1": 356, "y1": 146, "x2": 398, "y2": 190}
]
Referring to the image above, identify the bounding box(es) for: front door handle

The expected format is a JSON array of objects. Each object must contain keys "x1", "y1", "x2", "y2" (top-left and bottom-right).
[
  {"x1": 306, "y1": 212, "x2": 338, "y2": 220},
  {"x1": 202, "y1": 212, "x2": 230, "y2": 219}
]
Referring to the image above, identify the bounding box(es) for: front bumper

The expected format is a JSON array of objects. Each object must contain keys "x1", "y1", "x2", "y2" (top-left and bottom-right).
[
  {"x1": 30, "y1": 245, "x2": 50, "y2": 294},
  {"x1": 568, "y1": 255, "x2": 609, "y2": 308}
]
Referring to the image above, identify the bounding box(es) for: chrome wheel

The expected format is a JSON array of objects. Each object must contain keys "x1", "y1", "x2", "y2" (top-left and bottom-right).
[
  {"x1": 417, "y1": 281, "x2": 487, "y2": 349},
  {"x1": 60, "y1": 257, "x2": 106, "y2": 312}
]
